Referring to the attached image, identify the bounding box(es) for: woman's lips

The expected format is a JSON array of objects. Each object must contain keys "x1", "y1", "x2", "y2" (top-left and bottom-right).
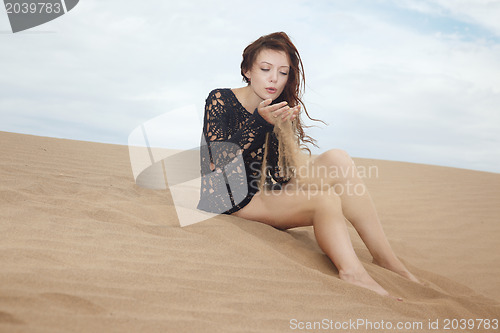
[{"x1": 266, "y1": 88, "x2": 277, "y2": 94}]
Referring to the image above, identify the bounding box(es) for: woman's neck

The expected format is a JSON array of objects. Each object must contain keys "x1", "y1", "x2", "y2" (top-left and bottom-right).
[{"x1": 232, "y1": 86, "x2": 263, "y2": 114}]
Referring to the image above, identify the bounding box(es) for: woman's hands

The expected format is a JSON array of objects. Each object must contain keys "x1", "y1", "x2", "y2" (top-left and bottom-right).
[{"x1": 257, "y1": 99, "x2": 300, "y2": 125}]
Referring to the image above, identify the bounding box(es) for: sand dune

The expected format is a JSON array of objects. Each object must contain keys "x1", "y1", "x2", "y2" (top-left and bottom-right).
[{"x1": 1, "y1": 131, "x2": 499, "y2": 332}]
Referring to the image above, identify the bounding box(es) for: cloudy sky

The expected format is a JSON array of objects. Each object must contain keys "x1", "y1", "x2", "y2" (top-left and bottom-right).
[{"x1": 1, "y1": 0, "x2": 499, "y2": 173}]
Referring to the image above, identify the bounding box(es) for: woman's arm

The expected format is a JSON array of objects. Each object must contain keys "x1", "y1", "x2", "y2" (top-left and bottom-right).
[
  {"x1": 203, "y1": 89, "x2": 274, "y2": 171},
  {"x1": 198, "y1": 89, "x2": 274, "y2": 212}
]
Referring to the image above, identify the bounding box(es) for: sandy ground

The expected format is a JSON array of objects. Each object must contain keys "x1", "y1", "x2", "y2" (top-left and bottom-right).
[{"x1": 1, "y1": 131, "x2": 499, "y2": 333}]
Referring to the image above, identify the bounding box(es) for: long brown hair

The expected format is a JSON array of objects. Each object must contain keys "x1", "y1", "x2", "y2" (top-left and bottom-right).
[
  {"x1": 241, "y1": 31, "x2": 324, "y2": 152},
  {"x1": 240, "y1": 32, "x2": 325, "y2": 190}
]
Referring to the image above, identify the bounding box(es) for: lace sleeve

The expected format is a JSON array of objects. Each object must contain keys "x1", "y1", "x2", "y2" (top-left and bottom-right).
[
  {"x1": 203, "y1": 90, "x2": 273, "y2": 167},
  {"x1": 198, "y1": 89, "x2": 273, "y2": 214}
]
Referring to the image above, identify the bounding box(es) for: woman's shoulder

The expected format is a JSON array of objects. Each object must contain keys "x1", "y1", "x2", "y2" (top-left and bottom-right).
[{"x1": 206, "y1": 88, "x2": 233, "y2": 101}]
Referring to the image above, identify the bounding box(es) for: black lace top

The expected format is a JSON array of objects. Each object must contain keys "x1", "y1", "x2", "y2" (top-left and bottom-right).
[{"x1": 197, "y1": 88, "x2": 290, "y2": 215}]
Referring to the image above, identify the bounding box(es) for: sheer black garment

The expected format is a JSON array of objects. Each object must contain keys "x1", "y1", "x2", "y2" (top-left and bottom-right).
[{"x1": 197, "y1": 88, "x2": 290, "y2": 215}]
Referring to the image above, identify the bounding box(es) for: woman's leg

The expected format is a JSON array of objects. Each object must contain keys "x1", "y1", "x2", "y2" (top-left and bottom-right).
[
  {"x1": 294, "y1": 149, "x2": 419, "y2": 283},
  {"x1": 233, "y1": 188, "x2": 392, "y2": 297}
]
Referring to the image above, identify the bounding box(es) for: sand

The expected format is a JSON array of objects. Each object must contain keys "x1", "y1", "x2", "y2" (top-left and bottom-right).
[{"x1": 0, "y1": 131, "x2": 499, "y2": 333}]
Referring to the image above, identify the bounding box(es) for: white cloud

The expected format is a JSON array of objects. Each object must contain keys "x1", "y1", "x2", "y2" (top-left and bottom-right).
[
  {"x1": 433, "y1": 0, "x2": 500, "y2": 36},
  {"x1": 390, "y1": 0, "x2": 500, "y2": 36},
  {"x1": 287, "y1": 3, "x2": 500, "y2": 172}
]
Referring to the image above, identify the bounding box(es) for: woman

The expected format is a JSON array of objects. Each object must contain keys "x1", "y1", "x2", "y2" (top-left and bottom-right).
[{"x1": 197, "y1": 32, "x2": 419, "y2": 299}]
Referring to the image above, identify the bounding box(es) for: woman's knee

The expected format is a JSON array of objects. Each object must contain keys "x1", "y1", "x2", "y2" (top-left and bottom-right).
[{"x1": 319, "y1": 149, "x2": 353, "y2": 167}]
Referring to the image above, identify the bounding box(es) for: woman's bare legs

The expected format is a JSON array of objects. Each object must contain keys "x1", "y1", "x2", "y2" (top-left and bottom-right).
[
  {"x1": 233, "y1": 189, "x2": 394, "y2": 298},
  {"x1": 295, "y1": 149, "x2": 419, "y2": 283}
]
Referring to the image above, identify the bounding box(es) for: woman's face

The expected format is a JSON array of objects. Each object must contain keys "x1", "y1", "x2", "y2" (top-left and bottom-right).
[{"x1": 245, "y1": 48, "x2": 290, "y2": 101}]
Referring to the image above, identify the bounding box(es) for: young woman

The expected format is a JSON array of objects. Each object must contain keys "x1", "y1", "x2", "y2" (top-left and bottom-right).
[{"x1": 197, "y1": 32, "x2": 419, "y2": 300}]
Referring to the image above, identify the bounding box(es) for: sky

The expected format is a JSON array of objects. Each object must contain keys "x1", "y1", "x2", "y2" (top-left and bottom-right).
[{"x1": 1, "y1": 0, "x2": 499, "y2": 173}]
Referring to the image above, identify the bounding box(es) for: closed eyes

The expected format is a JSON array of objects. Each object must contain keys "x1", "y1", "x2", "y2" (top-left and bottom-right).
[{"x1": 261, "y1": 68, "x2": 288, "y2": 75}]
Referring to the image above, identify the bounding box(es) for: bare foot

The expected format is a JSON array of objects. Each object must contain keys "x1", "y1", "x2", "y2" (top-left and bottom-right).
[
  {"x1": 339, "y1": 268, "x2": 402, "y2": 301},
  {"x1": 373, "y1": 258, "x2": 420, "y2": 284}
]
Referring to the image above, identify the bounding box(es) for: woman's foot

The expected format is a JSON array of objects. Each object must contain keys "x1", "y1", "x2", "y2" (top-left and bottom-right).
[
  {"x1": 372, "y1": 257, "x2": 420, "y2": 284},
  {"x1": 339, "y1": 267, "x2": 402, "y2": 301}
]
